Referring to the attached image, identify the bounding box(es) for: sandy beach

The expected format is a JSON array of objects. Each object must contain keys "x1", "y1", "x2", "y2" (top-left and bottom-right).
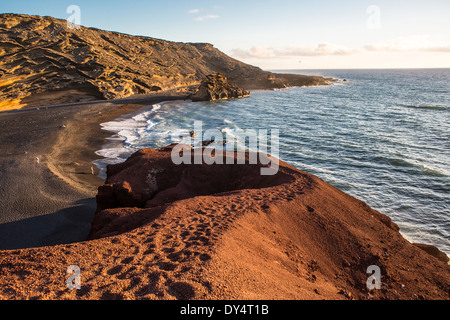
[{"x1": 0, "y1": 90, "x2": 189, "y2": 250}]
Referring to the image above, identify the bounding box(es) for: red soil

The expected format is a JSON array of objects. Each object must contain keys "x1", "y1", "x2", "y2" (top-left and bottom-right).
[{"x1": 0, "y1": 146, "x2": 448, "y2": 300}]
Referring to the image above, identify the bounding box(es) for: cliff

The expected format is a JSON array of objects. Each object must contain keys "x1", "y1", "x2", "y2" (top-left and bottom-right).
[{"x1": 0, "y1": 13, "x2": 333, "y2": 111}]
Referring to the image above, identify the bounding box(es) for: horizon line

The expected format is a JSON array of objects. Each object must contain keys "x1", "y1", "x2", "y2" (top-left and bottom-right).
[{"x1": 267, "y1": 67, "x2": 450, "y2": 71}]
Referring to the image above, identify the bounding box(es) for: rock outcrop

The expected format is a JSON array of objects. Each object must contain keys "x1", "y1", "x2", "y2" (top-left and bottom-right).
[
  {"x1": 189, "y1": 73, "x2": 250, "y2": 102},
  {"x1": 414, "y1": 243, "x2": 449, "y2": 263},
  {"x1": 0, "y1": 13, "x2": 334, "y2": 111},
  {"x1": 0, "y1": 145, "x2": 448, "y2": 299},
  {"x1": 81, "y1": 146, "x2": 450, "y2": 300}
]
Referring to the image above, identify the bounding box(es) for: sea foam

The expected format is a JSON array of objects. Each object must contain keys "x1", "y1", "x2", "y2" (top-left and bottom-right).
[{"x1": 93, "y1": 102, "x2": 165, "y2": 179}]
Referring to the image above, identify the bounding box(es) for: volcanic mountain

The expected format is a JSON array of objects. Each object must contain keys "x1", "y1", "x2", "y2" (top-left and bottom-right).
[{"x1": 0, "y1": 13, "x2": 333, "y2": 111}]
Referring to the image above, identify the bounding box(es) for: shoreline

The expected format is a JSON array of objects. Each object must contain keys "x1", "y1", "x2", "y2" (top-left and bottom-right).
[
  {"x1": 0, "y1": 90, "x2": 189, "y2": 250},
  {"x1": 90, "y1": 100, "x2": 450, "y2": 261},
  {"x1": 92, "y1": 100, "x2": 172, "y2": 180},
  {"x1": 1, "y1": 87, "x2": 447, "y2": 260},
  {"x1": 34, "y1": 91, "x2": 192, "y2": 194},
  {"x1": 0, "y1": 88, "x2": 448, "y2": 300},
  {"x1": 87, "y1": 91, "x2": 450, "y2": 260}
]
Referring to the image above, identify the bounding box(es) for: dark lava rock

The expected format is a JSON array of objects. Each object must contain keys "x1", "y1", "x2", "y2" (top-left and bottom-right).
[{"x1": 189, "y1": 73, "x2": 250, "y2": 102}]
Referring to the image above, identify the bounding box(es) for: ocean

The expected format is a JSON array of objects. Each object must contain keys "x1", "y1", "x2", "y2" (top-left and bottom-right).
[{"x1": 94, "y1": 69, "x2": 450, "y2": 256}]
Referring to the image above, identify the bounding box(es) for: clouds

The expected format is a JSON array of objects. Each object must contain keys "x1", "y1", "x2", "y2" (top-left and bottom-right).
[
  {"x1": 421, "y1": 45, "x2": 450, "y2": 53},
  {"x1": 231, "y1": 36, "x2": 450, "y2": 60},
  {"x1": 231, "y1": 43, "x2": 356, "y2": 59},
  {"x1": 363, "y1": 35, "x2": 450, "y2": 53},
  {"x1": 194, "y1": 14, "x2": 220, "y2": 22},
  {"x1": 187, "y1": 9, "x2": 201, "y2": 14},
  {"x1": 188, "y1": 8, "x2": 220, "y2": 22}
]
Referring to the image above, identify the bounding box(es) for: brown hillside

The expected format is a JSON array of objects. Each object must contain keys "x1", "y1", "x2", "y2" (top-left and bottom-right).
[{"x1": 0, "y1": 13, "x2": 333, "y2": 110}]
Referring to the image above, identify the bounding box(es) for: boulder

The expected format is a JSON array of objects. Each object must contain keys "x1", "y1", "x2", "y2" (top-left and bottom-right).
[
  {"x1": 414, "y1": 243, "x2": 449, "y2": 263},
  {"x1": 189, "y1": 73, "x2": 250, "y2": 102}
]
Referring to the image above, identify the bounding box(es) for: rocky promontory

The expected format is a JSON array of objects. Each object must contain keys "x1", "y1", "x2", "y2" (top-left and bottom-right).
[
  {"x1": 2, "y1": 146, "x2": 447, "y2": 300},
  {"x1": 189, "y1": 73, "x2": 250, "y2": 102}
]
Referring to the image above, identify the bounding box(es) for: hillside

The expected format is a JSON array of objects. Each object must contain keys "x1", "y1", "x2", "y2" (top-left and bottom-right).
[
  {"x1": 0, "y1": 146, "x2": 448, "y2": 300},
  {"x1": 0, "y1": 13, "x2": 333, "y2": 110}
]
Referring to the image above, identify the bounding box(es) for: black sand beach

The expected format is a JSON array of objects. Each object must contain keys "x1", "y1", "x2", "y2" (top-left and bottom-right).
[{"x1": 0, "y1": 91, "x2": 189, "y2": 250}]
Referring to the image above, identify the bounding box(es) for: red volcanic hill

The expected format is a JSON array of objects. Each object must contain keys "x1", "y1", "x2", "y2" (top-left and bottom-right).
[{"x1": 0, "y1": 146, "x2": 448, "y2": 300}]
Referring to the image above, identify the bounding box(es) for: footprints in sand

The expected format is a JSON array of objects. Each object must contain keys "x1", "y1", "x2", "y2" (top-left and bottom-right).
[
  {"x1": 157, "y1": 261, "x2": 178, "y2": 271},
  {"x1": 62, "y1": 187, "x2": 309, "y2": 300},
  {"x1": 134, "y1": 271, "x2": 164, "y2": 297},
  {"x1": 87, "y1": 205, "x2": 226, "y2": 300},
  {"x1": 144, "y1": 243, "x2": 156, "y2": 255},
  {"x1": 168, "y1": 281, "x2": 196, "y2": 300},
  {"x1": 106, "y1": 265, "x2": 124, "y2": 276},
  {"x1": 199, "y1": 253, "x2": 212, "y2": 262}
]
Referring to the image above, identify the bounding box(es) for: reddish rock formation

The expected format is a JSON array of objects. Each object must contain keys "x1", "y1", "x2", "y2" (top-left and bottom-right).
[{"x1": 0, "y1": 146, "x2": 448, "y2": 300}]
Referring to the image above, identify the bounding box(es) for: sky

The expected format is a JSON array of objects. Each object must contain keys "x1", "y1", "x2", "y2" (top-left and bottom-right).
[{"x1": 2, "y1": 0, "x2": 450, "y2": 70}]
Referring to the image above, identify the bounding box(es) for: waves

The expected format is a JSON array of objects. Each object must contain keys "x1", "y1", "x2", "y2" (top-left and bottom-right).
[
  {"x1": 399, "y1": 104, "x2": 448, "y2": 111},
  {"x1": 93, "y1": 69, "x2": 450, "y2": 255},
  {"x1": 93, "y1": 102, "x2": 165, "y2": 178}
]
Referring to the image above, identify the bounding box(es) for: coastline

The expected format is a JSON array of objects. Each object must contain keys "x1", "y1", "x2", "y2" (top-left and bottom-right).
[
  {"x1": 0, "y1": 90, "x2": 189, "y2": 249},
  {"x1": 0, "y1": 87, "x2": 448, "y2": 300},
  {"x1": 92, "y1": 101, "x2": 170, "y2": 180},
  {"x1": 1, "y1": 140, "x2": 448, "y2": 300},
  {"x1": 0, "y1": 10, "x2": 448, "y2": 301}
]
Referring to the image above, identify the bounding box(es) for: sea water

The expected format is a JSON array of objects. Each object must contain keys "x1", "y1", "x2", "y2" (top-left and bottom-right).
[{"x1": 94, "y1": 69, "x2": 450, "y2": 256}]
